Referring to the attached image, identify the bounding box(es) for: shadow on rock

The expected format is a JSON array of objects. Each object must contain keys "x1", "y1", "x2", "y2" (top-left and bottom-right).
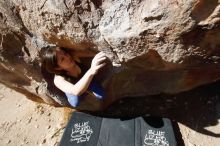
[{"x1": 91, "y1": 80, "x2": 220, "y2": 138}]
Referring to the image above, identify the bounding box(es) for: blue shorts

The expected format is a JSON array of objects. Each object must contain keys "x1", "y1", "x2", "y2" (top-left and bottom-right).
[{"x1": 65, "y1": 80, "x2": 105, "y2": 107}]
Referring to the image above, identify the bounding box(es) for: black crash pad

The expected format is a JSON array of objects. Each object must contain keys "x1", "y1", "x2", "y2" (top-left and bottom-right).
[{"x1": 59, "y1": 112, "x2": 177, "y2": 146}]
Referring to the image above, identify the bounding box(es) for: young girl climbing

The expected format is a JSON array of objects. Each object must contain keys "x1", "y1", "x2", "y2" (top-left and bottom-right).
[{"x1": 41, "y1": 46, "x2": 107, "y2": 108}]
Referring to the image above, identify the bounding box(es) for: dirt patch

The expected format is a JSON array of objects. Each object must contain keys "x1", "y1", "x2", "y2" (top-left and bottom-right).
[{"x1": 0, "y1": 83, "x2": 73, "y2": 146}]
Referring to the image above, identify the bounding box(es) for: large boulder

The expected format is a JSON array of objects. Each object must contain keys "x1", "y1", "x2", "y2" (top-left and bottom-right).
[{"x1": 0, "y1": 0, "x2": 220, "y2": 110}]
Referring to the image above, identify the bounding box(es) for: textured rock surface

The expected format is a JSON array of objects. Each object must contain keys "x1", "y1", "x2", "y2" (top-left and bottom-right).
[{"x1": 0, "y1": 0, "x2": 220, "y2": 110}]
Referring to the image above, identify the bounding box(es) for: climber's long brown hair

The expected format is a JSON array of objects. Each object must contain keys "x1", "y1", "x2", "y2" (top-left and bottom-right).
[{"x1": 41, "y1": 46, "x2": 71, "y2": 76}]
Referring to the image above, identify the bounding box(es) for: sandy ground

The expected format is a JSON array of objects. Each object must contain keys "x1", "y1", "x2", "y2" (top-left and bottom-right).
[
  {"x1": 0, "y1": 83, "x2": 220, "y2": 146},
  {"x1": 0, "y1": 83, "x2": 71, "y2": 146},
  {"x1": 178, "y1": 122, "x2": 220, "y2": 146}
]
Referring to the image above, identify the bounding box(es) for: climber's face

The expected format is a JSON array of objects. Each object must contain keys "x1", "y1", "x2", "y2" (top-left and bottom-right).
[
  {"x1": 55, "y1": 49, "x2": 75, "y2": 70},
  {"x1": 54, "y1": 48, "x2": 81, "y2": 77}
]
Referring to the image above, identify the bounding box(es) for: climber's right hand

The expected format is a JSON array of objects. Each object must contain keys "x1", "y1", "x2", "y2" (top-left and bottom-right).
[{"x1": 89, "y1": 52, "x2": 107, "y2": 75}]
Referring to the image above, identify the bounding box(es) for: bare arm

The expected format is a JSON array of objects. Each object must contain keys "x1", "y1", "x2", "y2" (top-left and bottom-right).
[
  {"x1": 54, "y1": 52, "x2": 106, "y2": 96},
  {"x1": 54, "y1": 70, "x2": 94, "y2": 96}
]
